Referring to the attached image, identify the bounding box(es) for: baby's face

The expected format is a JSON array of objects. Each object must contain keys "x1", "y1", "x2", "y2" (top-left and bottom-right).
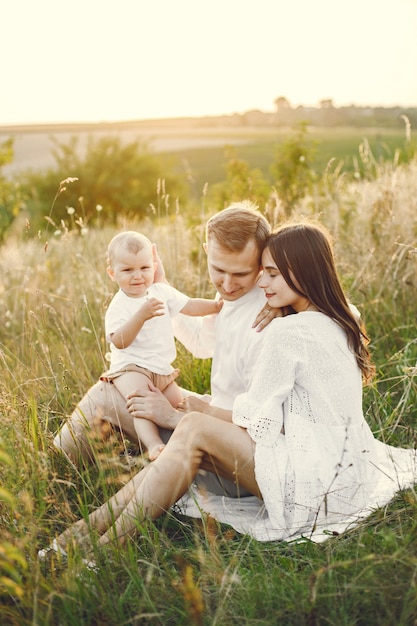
[{"x1": 108, "y1": 245, "x2": 155, "y2": 297}]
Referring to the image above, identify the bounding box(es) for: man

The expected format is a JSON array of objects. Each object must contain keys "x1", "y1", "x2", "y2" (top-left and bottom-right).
[{"x1": 54, "y1": 202, "x2": 273, "y2": 489}]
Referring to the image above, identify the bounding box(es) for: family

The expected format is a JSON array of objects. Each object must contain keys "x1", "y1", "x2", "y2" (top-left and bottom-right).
[{"x1": 40, "y1": 201, "x2": 417, "y2": 561}]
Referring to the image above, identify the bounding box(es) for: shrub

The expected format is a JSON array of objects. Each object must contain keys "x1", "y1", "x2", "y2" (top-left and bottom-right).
[
  {"x1": 270, "y1": 121, "x2": 318, "y2": 216},
  {"x1": 21, "y1": 135, "x2": 187, "y2": 235},
  {"x1": 0, "y1": 138, "x2": 26, "y2": 241}
]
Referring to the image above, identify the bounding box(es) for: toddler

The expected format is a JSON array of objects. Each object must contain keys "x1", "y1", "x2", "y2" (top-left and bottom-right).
[{"x1": 101, "y1": 231, "x2": 220, "y2": 460}]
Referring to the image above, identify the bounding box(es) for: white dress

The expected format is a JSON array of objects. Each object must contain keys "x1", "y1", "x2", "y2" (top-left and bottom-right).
[{"x1": 179, "y1": 312, "x2": 417, "y2": 542}]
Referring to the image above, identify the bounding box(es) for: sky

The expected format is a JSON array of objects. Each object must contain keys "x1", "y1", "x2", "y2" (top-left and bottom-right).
[{"x1": 2, "y1": 0, "x2": 417, "y2": 126}]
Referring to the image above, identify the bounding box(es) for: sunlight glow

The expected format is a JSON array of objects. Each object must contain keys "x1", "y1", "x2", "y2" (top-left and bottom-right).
[{"x1": 1, "y1": 0, "x2": 416, "y2": 125}]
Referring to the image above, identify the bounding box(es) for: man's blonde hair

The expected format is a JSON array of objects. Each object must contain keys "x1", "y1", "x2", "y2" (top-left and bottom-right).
[
  {"x1": 107, "y1": 231, "x2": 152, "y2": 267},
  {"x1": 206, "y1": 201, "x2": 270, "y2": 258}
]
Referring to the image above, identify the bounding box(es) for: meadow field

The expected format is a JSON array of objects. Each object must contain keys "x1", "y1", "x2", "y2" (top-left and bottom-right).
[
  {"x1": 0, "y1": 131, "x2": 416, "y2": 624},
  {"x1": 166, "y1": 126, "x2": 415, "y2": 195},
  {"x1": 1, "y1": 120, "x2": 413, "y2": 188}
]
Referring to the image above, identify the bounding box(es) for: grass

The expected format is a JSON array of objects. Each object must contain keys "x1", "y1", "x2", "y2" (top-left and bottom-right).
[
  {"x1": 0, "y1": 154, "x2": 417, "y2": 624},
  {"x1": 161, "y1": 127, "x2": 417, "y2": 197}
]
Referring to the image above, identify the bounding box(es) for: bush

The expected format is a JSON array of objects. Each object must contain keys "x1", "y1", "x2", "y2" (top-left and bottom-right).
[
  {"x1": 208, "y1": 145, "x2": 271, "y2": 210},
  {"x1": 0, "y1": 138, "x2": 26, "y2": 241},
  {"x1": 270, "y1": 122, "x2": 318, "y2": 215},
  {"x1": 21, "y1": 135, "x2": 187, "y2": 235}
]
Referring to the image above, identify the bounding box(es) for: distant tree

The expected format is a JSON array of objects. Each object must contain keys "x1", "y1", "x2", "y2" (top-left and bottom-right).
[
  {"x1": 274, "y1": 96, "x2": 291, "y2": 112},
  {"x1": 21, "y1": 135, "x2": 186, "y2": 235},
  {"x1": 319, "y1": 98, "x2": 334, "y2": 108}
]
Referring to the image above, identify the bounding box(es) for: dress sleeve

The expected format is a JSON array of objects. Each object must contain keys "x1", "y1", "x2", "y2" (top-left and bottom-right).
[{"x1": 233, "y1": 320, "x2": 301, "y2": 447}]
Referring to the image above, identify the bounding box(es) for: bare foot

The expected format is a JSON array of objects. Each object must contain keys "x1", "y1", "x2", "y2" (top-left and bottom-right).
[
  {"x1": 148, "y1": 443, "x2": 166, "y2": 461},
  {"x1": 39, "y1": 519, "x2": 93, "y2": 561},
  {"x1": 56, "y1": 518, "x2": 90, "y2": 551}
]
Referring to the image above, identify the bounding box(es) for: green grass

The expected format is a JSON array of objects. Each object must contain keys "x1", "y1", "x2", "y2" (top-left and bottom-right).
[
  {"x1": 161, "y1": 127, "x2": 416, "y2": 197},
  {"x1": 0, "y1": 154, "x2": 417, "y2": 624}
]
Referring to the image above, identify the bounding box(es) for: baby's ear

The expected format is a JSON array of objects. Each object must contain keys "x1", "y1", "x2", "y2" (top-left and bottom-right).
[{"x1": 106, "y1": 266, "x2": 115, "y2": 281}]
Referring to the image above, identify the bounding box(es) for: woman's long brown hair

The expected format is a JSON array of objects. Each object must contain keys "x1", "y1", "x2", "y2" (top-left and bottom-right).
[{"x1": 265, "y1": 221, "x2": 375, "y2": 383}]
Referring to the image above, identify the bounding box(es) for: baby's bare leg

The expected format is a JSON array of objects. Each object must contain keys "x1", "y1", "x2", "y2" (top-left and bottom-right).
[
  {"x1": 113, "y1": 372, "x2": 164, "y2": 458},
  {"x1": 139, "y1": 381, "x2": 185, "y2": 460},
  {"x1": 163, "y1": 381, "x2": 184, "y2": 408}
]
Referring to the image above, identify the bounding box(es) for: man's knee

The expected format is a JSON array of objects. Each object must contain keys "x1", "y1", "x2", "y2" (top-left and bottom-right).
[
  {"x1": 173, "y1": 412, "x2": 206, "y2": 445},
  {"x1": 53, "y1": 380, "x2": 142, "y2": 463}
]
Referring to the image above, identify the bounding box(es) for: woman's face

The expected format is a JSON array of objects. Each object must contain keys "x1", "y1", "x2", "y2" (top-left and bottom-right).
[{"x1": 259, "y1": 247, "x2": 310, "y2": 313}]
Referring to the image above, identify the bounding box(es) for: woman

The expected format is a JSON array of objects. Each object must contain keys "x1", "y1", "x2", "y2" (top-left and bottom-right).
[{"x1": 43, "y1": 221, "x2": 417, "y2": 555}]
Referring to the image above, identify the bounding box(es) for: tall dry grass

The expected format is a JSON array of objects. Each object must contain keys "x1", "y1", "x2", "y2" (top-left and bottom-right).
[{"x1": 0, "y1": 157, "x2": 416, "y2": 625}]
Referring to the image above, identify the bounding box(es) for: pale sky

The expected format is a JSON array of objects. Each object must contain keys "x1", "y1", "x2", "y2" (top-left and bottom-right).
[{"x1": 2, "y1": 0, "x2": 416, "y2": 125}]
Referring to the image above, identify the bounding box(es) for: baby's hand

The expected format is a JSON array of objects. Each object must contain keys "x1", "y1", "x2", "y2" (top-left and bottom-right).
[
  {"x1": 141, "y1": 297, "x2": 165, "y2": 320},
  {"x1": 178, "y1": 395, "x2": 211, "y2": 414}
]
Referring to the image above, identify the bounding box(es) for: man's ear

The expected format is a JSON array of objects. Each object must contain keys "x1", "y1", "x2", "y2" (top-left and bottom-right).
[
  {"x1": 203, "y1": 242, "x2": 208, "y2": 255},
  {"x1": 107, "y1": 266, "x2": 115, "y2": 281}
]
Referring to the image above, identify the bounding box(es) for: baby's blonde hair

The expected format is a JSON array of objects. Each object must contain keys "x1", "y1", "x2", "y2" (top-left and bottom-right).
[{"x1": 107, "y1": 231, "x2": 152, "y2": 267}]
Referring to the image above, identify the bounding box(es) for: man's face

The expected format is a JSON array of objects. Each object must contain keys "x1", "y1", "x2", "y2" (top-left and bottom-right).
[{"x1": 204, "y1": 238, "x2": 262, "y2": 301}]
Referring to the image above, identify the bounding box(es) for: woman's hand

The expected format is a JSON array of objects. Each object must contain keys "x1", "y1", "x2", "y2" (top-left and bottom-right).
[
  {"x1": 178, "y1": 395, "x2": 211, "y2": 414},
  {"x1": 252, "y1": 303, "x2": 283, "y2": 331}
]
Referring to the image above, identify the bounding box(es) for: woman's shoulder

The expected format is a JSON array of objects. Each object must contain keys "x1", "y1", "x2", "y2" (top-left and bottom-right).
[
  {"x1": 270, "y1": 310, "x2": 328, "y2": 327},
  {"x1": 268, "y1": 311, "x2": 339, "y2": 339}
]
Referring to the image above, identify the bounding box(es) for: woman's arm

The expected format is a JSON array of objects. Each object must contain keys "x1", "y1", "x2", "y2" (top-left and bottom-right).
[
  {"x1": 233, "y1": 320, "x2": 297, "y2": 444},
  {"x1": 179, "y1": 395, "x2": 232, "y2": 421}
]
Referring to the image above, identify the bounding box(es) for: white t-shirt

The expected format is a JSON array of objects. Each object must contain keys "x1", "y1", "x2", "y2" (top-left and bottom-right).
[
  {"x1": 105, "y1": 283, "x2": 189, "y2": 375},
  {"x1": 172, "y1": 287, "x2": 267, "y2": 409}
]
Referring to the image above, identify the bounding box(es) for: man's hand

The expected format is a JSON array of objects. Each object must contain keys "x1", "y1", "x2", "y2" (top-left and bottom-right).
[
  {"x1": 126, "y1": 384, "x2": 181, "y2": 431},
  {"x1": 252, "y1": 302, "x2": 283, "y2": 332},
  {"x1": 152, "y1": 243, "x2": 168, "y2": 284}
]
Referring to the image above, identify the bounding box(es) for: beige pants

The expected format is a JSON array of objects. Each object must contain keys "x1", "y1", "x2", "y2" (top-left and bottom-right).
[
  {"x1": 53, "y1": 379, "x2": 251, "y2": 497},
  {"x1": 100, "y1": 364, "x2": 179, "y2": 392}
]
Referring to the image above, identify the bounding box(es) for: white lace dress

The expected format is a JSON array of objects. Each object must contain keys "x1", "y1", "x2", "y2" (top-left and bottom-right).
[{"x1": 178, "y1": 312, "x2": 417, "y2": 541}]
